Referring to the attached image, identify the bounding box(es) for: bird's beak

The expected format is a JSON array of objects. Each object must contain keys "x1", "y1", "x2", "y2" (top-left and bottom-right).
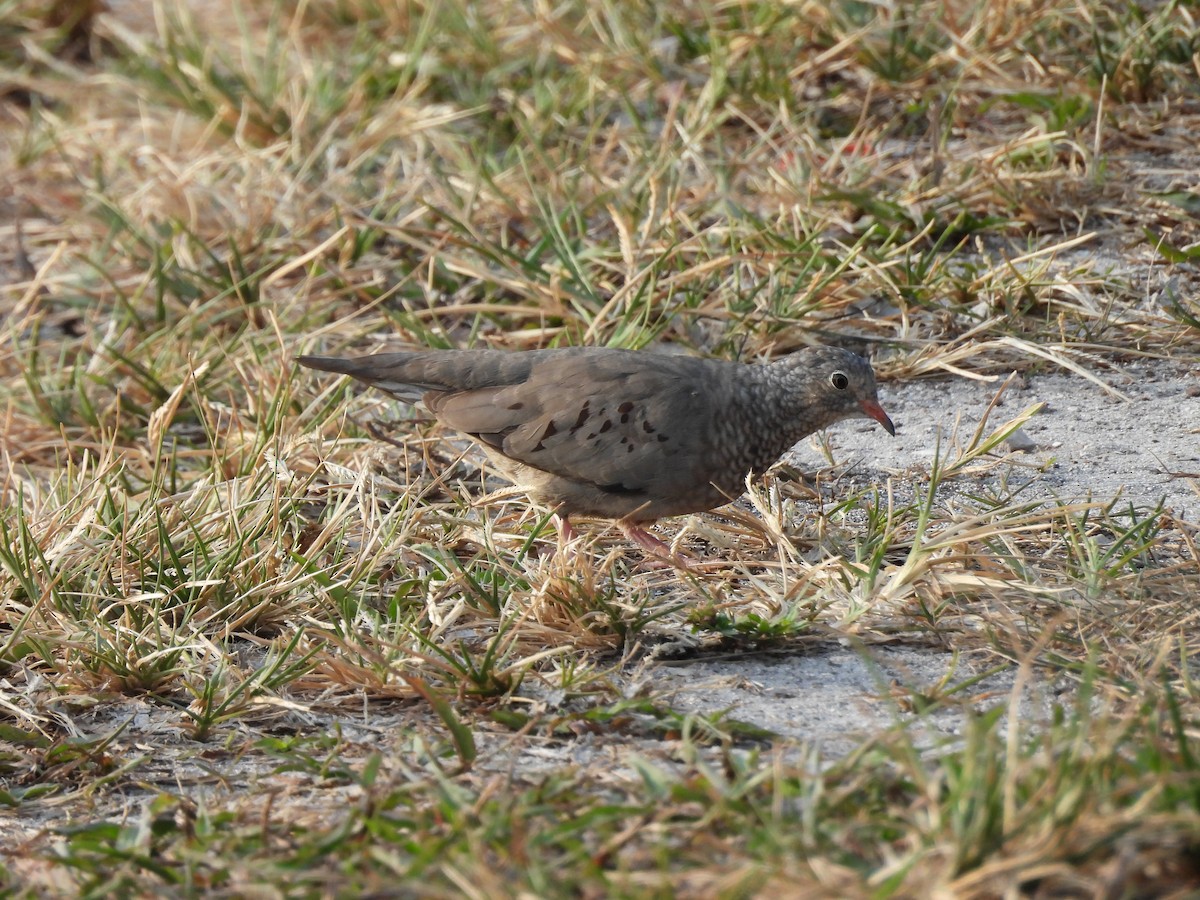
[{"x1": 860, "y1": 399, "x2": 896, "y2": 436}]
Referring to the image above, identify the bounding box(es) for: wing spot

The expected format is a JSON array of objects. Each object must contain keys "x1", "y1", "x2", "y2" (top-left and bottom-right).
[
  {"x1": 627, "y1": 445, "x2": 634, "y2": 453},
  {"x1": 599, "y1": 420, "x2": 613, "y2": 434},
  {"x1": 532, "y1": 419, "x2": 558, "y2": 452},
  {"x1": 475, "y1": 425, "x2": 520, "y2": 450},
  {"x1": 507, "y1": 401, "x2": 524, "y2": 410},
  {"x1": 569, "y1": 401, "x2": 591, "y2": 434},
  {"x1": 642, "y1": 420, "x2": 655, "y2": 433},
  {"x1": 657, "y1": 435, "x2": 669, "y2": 442},
  {"x1": 599, "y1": 482, "x2": 642, "y2": 496}
]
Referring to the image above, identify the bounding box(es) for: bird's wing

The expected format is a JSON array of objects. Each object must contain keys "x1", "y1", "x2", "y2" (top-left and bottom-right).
[
  {"x1": 301, "y1": 349, "x2": 734, "y2": 497},
  {"x1": 437, "y1": 351, "x2": 727, "y2": 495}
]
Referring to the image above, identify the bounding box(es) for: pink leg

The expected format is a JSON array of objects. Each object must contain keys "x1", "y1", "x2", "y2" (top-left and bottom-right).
[
  {"x1": 618, "y1": 521, "x2": 694, "y2": 570},
  {"x1": 551, "y1": 513, "x2": 582, "y2": 560},
  {"x1": 553, "y1": 513, "x2": 577, "y2": 543}
]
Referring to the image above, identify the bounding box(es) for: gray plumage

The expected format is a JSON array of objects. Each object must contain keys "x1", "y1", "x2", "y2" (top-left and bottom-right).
[{"x1": 299, "y1": 346, "x2": 894, "y2": 531}]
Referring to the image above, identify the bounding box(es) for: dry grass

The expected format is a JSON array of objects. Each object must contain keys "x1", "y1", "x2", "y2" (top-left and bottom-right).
[{"x1": 2, "y1": 0, "x2": 1199, "y2": 895}]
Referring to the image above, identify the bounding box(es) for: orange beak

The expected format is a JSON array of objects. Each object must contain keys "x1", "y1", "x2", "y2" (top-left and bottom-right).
[{"x1": 860, "y1": 399, "x2": 895, "y2": 435}]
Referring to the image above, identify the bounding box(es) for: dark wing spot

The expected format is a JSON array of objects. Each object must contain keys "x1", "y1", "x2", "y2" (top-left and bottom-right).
[
  {"x1": 475, "y1": 425, "x2": 521, "y2": 450},
  {"x1": 627, "y1": 445, "x2": 634, "y2": 453},
  {"x1": 507, "y1": 401, "x2": 524, "y2": 410},
  {"x1": 642, "y1": 420, "x2": 655, "y2": 433},
  {"x1": 598, "y1": 482, "x2": 644, "y2": 496},
  {"x1": 599, "y1": 420, "x2": 612, "y2": 434},
  {"x1": 569, "y1": 401, "x2": 591, "y2": 434},
  {"x1": 532, "y1": 418, "x2": 559, "y2": 452},
  {"x1": 617, "y1": 401, "x2": 634, "y2": 414},
  {"x1": 657, "y1": 434, "x2": 669, "y2": 442}
]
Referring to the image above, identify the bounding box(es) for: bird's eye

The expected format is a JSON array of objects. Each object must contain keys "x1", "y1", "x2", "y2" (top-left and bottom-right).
[{"x1": 830, "y1": 372, "x2": 849, "y2": 390}]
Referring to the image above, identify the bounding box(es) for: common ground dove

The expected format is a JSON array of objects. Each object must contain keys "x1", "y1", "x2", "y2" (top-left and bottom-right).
[{"x1": 299, "y1": 346, "x2": 894, "y2": 561}]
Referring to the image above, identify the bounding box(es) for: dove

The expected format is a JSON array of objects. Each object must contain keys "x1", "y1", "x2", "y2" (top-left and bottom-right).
[{"x1": 300, "y1": 345, "x2": 894, "y2": 563}]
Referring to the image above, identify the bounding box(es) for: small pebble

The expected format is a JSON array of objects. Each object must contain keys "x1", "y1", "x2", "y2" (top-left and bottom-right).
[{"x1": 1006, "y1": 428, "x2": 1039, "y2": 452}]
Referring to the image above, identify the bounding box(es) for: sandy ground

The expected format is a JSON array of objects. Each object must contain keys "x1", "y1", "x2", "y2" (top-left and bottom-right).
[{"x1": 864, "y1": 357, "x2": 1199, "y2": 523}]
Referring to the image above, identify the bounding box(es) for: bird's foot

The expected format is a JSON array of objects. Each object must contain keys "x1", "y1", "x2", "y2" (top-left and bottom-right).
[
  {"x1": 552, "y1": 515, "x2": 696, "y2": 571},
  {"x1": 553, "y1": 513, "x2": 577, "y2": 544},
  {"x1": 618, "y1": 522, "x2": 695, "y2": 570},
  {"x1": 549, "y1": 513, "x2": 584, "y2": 562}
]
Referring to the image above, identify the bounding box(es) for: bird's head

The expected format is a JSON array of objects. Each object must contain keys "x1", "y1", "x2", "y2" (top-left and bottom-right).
[{"x1": 774, "y1": 346, "x2": 895, "y2": 435}]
